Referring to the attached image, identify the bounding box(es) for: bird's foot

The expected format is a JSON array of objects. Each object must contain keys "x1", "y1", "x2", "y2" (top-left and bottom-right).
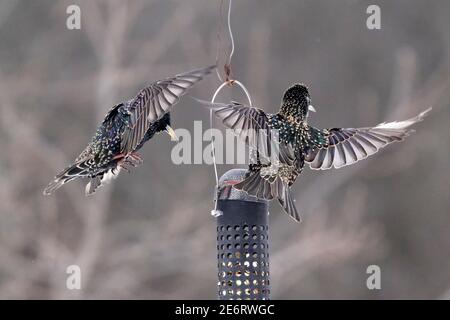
[
  {"x1": 120, "y1": 154, "x2": 142, "y2": 168},
  {"x1": 121, "y1": 165, "x2": 131, "y2": 173},
  {"x1": 117, "y1": 159, "x2": 136, "y2": 173},
  {"x1": 127, "y1": 153, "x2": 144, "y2": 165}
]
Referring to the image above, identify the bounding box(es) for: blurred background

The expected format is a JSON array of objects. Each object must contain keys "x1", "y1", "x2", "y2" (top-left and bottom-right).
[{"x1": 0, "y1": 0, "x2": 449, "y2": 299}]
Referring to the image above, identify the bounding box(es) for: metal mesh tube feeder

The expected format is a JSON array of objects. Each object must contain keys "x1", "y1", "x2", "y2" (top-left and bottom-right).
[{"x1": 214, "y1": 169, "x2": 270, "y2": 300}]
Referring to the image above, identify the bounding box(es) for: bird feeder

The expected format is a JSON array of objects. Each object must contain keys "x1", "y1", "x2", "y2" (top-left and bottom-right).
[{"x1": 215, "y1": 169, "x2": 270, "y2": 300}]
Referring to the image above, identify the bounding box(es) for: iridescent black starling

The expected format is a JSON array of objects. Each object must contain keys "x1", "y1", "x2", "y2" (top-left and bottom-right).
[
  {"x1": 44, "y1": 65, "x2": 215, "y2": 196},
  {"x1": 202, "y1": 84, "x2": 431, "y2": 222}
]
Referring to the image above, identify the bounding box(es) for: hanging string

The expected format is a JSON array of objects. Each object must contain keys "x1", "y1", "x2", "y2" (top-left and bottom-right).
[{"x1": 210, "y1": 0, "x2": 253, "y2": 217}]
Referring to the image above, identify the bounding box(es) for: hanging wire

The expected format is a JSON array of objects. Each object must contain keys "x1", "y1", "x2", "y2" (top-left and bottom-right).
[
  {"x1": 214, "y1": 0, "x2": 225, "y2": 82},
  {"x1": 210, "y1": 0, "x2": 253, "y2": 217},
  {"x1": 215, "y1": 0, "x2": 236, "y2": 82},
  {"x1": 225, "y1": 0, "x2": 235, "y2": 78}
]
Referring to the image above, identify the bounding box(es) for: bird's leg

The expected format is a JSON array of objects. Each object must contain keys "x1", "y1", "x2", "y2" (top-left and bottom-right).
[
  {"x1": 222, "y1": 180, "x2": 242, "y2": 186},
  {"x1": 112, "y1": 153, "x2": 126, "y2": 161}
]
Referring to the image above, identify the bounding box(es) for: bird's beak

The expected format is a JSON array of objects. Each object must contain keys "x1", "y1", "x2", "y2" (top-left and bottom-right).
[
  {"x1": 165, "y1": 125, "x2": 179, "y2": 141},
  {"x1": 308, "y1": 105, "x2": 316, "y2": 113}
]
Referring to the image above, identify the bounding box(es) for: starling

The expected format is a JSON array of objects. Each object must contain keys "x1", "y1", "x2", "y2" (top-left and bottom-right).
[
  {"x1": 44, "y1": 65, "x2": 215, "y2": 196},
  {"x1": 201, "y1": 84, "x2": 432, "y2": 222}
]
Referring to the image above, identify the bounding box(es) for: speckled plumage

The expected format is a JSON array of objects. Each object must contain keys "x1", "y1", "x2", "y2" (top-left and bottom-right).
[
  {"x1": 44, "y1": 65, "x2": 215, "y2": 196},
  {"x1": 203, "y1": 83, "x2": 431, "y2": 222}
]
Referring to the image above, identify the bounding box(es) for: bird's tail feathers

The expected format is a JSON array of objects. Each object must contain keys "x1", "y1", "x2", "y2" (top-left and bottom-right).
[
  {"x1": 234, "y1": 171, "x2": 301, "y2": 222},
  {"x1": 85, "y1": 167, "x2": 121, "y2": 196},
  {"x1": 43, "y1": 161, "x2": 91, "y2": 195},
  {"x1": 277, "y1": 185, "x2": 301, "y2": 223}
]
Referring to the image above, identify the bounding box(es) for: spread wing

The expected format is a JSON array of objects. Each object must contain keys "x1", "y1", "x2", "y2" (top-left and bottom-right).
[
  {"x1": 306, "y1": 108, "x2": 431, "y2": 170},
  {"x1": 197, "y1": 100, "x2": 295, "y2": 166},
  {"x1": 120, "y1": 65, "x2": 215, "y2": 153}
]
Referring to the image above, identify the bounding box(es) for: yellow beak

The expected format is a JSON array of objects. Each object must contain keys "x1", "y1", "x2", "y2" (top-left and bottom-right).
[{"x1": 165, "y1": 125, "x2": 179, "y2": 142}]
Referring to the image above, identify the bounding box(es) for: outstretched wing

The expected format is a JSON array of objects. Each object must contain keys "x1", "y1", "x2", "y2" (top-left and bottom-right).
[
  {"x1": 198, "y1": 100, "x2": 294, "y2": 165},
  {"x1": 121, "y1": 65, "x2": 215, "y2": 154},
  {"x1": 306, "y1": 108, "x2": 432, "y2": 170}
]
